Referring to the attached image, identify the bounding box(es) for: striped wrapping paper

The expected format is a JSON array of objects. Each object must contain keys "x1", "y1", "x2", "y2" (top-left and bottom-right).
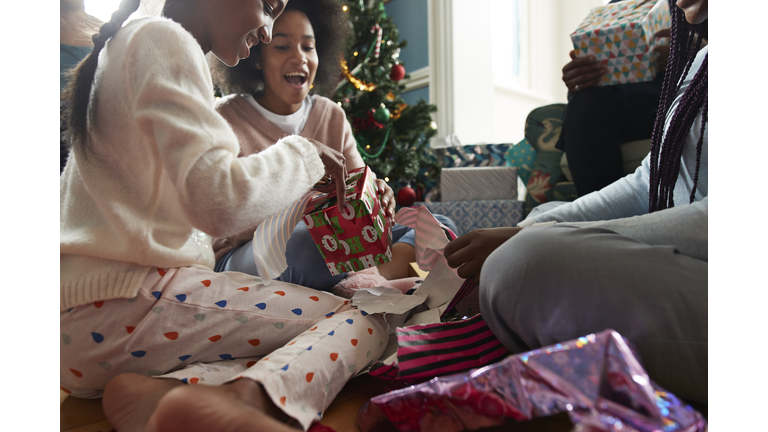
[
  {"x1": 370, "y1": 314, "x2": 509, "y2": 380},
  {"x1": 396, "y1": 206, "x2": 465, "y2": 310},
  {"x1": 395, "y1": 206, "x2": 456, "y2": 272},
  {"x1": 251, "y1": 190, "x2": 319, "y2": 283},
  {"x1": 366, "y1": 206, "x2": 507, "y2": 381}
]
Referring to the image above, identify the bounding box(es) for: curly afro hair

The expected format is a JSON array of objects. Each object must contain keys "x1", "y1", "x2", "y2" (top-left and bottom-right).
[{"x1": 209, "y1": 0, "x2": 350, "y2": 96}]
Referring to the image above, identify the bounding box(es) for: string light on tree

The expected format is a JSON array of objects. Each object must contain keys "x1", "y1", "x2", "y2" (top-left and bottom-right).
[{"x1": 331, "y1": 0, "x2": 440, "y2": 201}]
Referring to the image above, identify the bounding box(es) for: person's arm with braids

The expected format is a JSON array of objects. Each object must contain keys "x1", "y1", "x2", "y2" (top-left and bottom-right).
[{"x1": 519, "y1": 47, "x2": 708, "y2": 262}]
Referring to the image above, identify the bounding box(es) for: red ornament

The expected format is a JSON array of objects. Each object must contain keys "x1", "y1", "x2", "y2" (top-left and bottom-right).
[
  {"x1": 352, "y1": 109, "x2": 385, "y2": 132},
  {"x1": 390, "y1": 64, "x2": 406, "y2": 82},
  {"x1": 397, "y1": 186, "x2": 417, "y2": 207}
]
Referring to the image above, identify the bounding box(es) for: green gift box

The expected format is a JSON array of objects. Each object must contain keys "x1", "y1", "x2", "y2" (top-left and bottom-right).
[
  {"x1": 571, "y1": 0, "x2": 671, "y2": 86},
  {"x1": 303, "y1": 166, "x2": 393, "y2": 275}
]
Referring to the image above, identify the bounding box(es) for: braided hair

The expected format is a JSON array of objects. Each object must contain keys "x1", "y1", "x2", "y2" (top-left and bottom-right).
[
  {"x1": 648, "y1": 0, "x2": 708, "y2": 212},
  {"x1": 61, "y1": 0, "x2": 142, "y2": 158},
  {"x1": 210, "y1": 0, "x2": 350, "y2": 97}
]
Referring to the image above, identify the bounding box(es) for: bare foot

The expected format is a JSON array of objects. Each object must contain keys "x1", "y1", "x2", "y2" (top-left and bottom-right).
[
  {"x1": 149, "y1": 379, "x2": 299, "y2": 432},
  {"x1": 103, "y1": 373, "x2": 183, "y2": 432},
  {"x1": 104, "y1": 373, "x2": 299, "y2": 432}
]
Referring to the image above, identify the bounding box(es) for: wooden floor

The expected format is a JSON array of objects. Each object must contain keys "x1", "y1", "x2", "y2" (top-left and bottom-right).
[
  {"x1": 60, "y1": 375, "x2": 705, "y2": 432},
  {"x1": 60, "y1": 373, "x2": 397, "y2": 432},
  {"x1": 59, "y1": 375, "x2": 576, "y2": 432}
]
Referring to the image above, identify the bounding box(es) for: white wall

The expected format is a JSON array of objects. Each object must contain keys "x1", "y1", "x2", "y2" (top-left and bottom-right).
[
  {"x1": 435, "y1": 0, "x2": 605, "y2": 146},
  {"x1": 451, "y1": 0, "x2": 496, "y2": 145}
]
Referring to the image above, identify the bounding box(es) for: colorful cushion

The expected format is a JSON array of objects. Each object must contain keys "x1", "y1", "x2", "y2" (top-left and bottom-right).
[
  {"x1": 504, "y1": 138, "x2": 536, "y2": 186},
  {"x1": 553, "y1": 182, "x2": 578, "y2": 203},
  {"x1": 522, "y1": 104, "x2": 567, "y2": 215}
]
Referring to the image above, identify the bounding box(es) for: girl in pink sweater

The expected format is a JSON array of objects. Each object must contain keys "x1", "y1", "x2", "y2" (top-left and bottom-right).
[{"x1": 210, "y1": 0, "x2": 457, "y2": 291}]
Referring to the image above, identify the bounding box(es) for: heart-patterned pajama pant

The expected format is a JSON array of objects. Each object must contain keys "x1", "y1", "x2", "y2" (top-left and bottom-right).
[{"x1": 60, "y1": 266, "x2": 388, "y2": 430}]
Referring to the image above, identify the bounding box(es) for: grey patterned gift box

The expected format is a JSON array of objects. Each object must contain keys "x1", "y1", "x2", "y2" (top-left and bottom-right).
[
  {"x1": 414, "y1": 200, "x2": 524, "y2": 236},
  {"x1": 440, "y1": 166, "x2": 518, "y2": 202}
]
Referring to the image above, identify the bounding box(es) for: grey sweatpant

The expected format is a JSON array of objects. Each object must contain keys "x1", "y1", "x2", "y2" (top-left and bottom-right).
[{"x1": 479, "y1": 221, "x2": 707, "y2": 405}]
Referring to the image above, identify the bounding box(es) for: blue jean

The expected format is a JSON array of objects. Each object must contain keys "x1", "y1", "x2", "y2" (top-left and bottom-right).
[{"x1": 215, "y1": 214, "x2": 457, "y2": 292}]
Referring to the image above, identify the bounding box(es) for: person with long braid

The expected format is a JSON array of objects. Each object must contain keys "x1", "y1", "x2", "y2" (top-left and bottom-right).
[
  {"x1": 557, "y1": 0, "x2": 674, "y2": 197},
  {"x1": 444, "y1": 0, "x2": 708, "y2": 407},
  {"x1": 60, "y1": 0, "x2": 390, "y2": 431},
  {"x1": 60, "y1": 0, "x2": 102, "y2": 173}
]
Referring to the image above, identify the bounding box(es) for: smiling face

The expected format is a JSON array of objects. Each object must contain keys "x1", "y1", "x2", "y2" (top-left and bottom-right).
[
  {"x1": 198, "y1": 0, "x2": 287, "y2": 67},
  {"x1": 252, "y1": 10, "x2": 318, "y2": 115},
  {"x1": 676, "y1": 0, "x2": 708, "y2": 25}
]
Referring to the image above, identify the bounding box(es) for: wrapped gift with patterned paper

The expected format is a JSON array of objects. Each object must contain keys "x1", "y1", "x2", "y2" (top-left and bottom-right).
[
  {"x1": 440, "y1": 166, "x2": 518, "y2": 202},
  {"x1": 415, "y1": 199, "x2": 524, "y2": 236},
  {"x1": 303, "y1": 166, "x2": 392, "y2": 275},
  {"x1": 571, "y1": 0, "x2": 671, "y2": 86},
  {"x1": 433, "y1": 144, "x2": 513, "y2": 168},
  {"x1": 358, "y1": 329, "x2": 707, "y2": 432}
]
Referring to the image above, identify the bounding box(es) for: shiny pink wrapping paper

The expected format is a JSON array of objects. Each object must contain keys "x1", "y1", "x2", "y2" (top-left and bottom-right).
[{"x1": 358, "y1": 329, "x2": 706, "y2": 432}]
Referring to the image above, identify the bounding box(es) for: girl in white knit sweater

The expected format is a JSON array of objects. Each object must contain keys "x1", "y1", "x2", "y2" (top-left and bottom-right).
[{"x1": 60, "y1": 0, "x2": 387, "y2": 431}]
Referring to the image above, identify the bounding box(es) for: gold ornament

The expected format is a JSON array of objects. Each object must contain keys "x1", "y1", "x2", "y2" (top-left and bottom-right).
[
  {"x1": 391, "y1": 103, "x2": 407, "y2": 120},
  {"x1": 340, "y1": 58, "x2": 377, "y2": 92},
  {"x1": 386, "y1": 92, "x2": 395, "y2": 101}
]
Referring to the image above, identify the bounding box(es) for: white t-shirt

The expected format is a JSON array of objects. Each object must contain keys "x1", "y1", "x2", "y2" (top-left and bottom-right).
[{"x1": 243, "y1": 94, "x2": 315, "y2": 135}]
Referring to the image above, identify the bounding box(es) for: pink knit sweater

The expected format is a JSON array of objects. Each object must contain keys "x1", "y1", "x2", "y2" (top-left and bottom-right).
[{"x1": 212, "y1": 94, "x2": 366, "y2": 261}]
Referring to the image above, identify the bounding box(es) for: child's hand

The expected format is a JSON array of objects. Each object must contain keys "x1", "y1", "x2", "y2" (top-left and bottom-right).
[
  {"x1": 375, "y1": 178, "x2": 396, "y2": 227},
  {"x1": 307, "y1": 138, "x2": 348, "y2": 209},
  {"x1": 444, "y1": 227, "x2": 523, "y2": 279}
]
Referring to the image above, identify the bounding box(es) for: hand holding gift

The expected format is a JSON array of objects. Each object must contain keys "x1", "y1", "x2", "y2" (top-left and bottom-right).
[
  {"x1": 306, "y1": 137, "x2": 348, "y2": 210},
  {"x1": 374, "y1": 178, "x2": 396, "y2": 227},
  {"x1": 570, "y1": 0, "x2": 671, "y2": 86},
  {"x1": 561, "y1": 51, "x2": 608, "y2": 93},
  {"x1": 304, "y1": 166, "x2": 393, "y2": 275}
]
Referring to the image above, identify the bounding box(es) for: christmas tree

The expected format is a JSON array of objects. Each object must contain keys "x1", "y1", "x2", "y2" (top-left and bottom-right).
[{"x1": 330, "y1": 0, "x2": 440, "y2": 205}]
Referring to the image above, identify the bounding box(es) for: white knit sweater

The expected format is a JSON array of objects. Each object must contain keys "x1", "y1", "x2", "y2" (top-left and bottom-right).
[{"x1": 60, "y1": 17, "x2": 324, "y2": 311}]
